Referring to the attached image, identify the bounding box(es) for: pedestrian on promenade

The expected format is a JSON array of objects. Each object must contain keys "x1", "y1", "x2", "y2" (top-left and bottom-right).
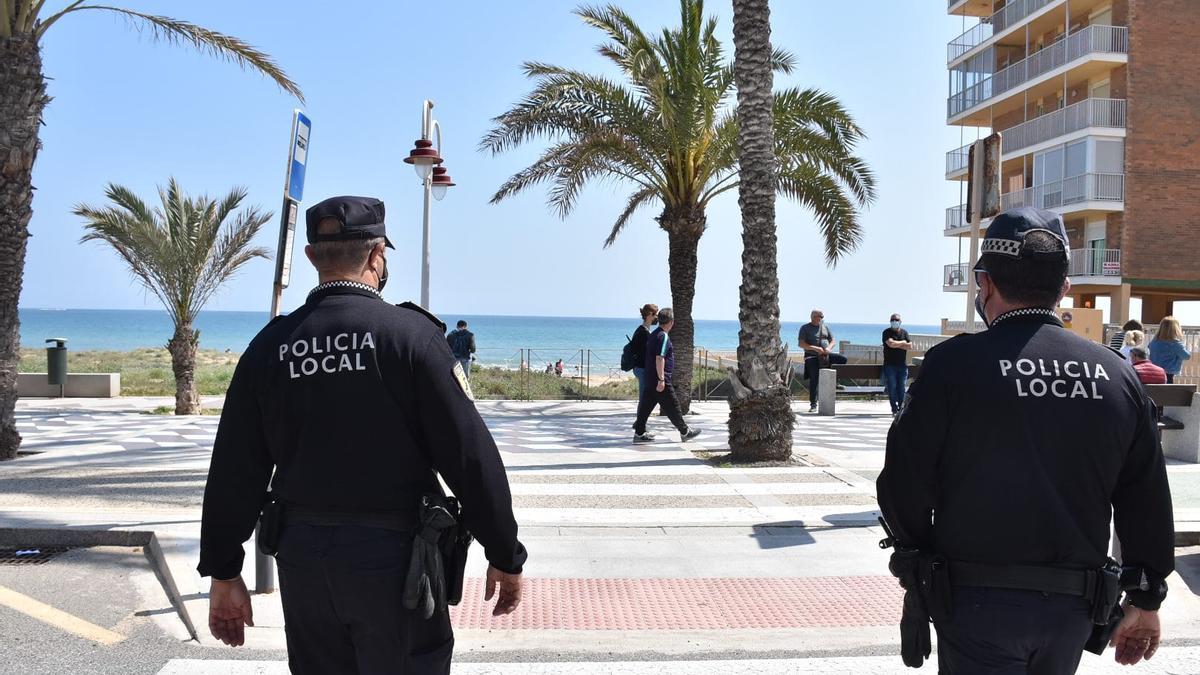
[
  {"x1": 625, "y1": 303, "x2": 658, "y2": 399},
  {"x1": 554, "y1": 359, "x2": 564, "y2": 377},
  {"x1": 799, "y1": 309, "x2": 847, "y2": 413},
  {"x1": 881, "y1": 313, "x2": 913, "y2": 416},
  {"x1": 1121, "y1": 329, "x2": 1146, "y2": 362},
  {"x1": 1130, "y1": 346, "x2": 1167, "y2": 385},
  {"x1": 198, "y1": 196, "x2": 526, "y2": 674},
  {"x1": 877, "y1": 207, "x2": 1173, "y2": 673},
  {"x1": 1111, "y1": 319, "x2": 1143, "y2": 350},
  {"x1": 1149, "y1": 316, "x2": 1191, "y2": 384},
  {"x1": 632, "y1": 307, "x2": 701, "y2": 443},
  {"x1": 447, "y1": 320, "x2": 476, "y2": 380}
]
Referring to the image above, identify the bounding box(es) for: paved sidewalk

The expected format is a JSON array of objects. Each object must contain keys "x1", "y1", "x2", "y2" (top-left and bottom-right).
[{"x1": 4, "y1": 396, "x2": 1200, "y2": 671}]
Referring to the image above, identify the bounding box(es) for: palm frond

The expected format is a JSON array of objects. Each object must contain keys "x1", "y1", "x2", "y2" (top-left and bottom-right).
[
  {"x1": 604, "y1": 187, "x2": 658, "y2": 248},
  {"x1": 37, "y1": 5, "x2": 304, "y2": 102},
  {"x1": 777, "y1": 164, "x2": 863, "y2": 266}
]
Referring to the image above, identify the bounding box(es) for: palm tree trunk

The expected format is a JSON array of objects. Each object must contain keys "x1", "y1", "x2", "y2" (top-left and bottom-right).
[
  {"x1": 727, "y1": 0, "x2": 794, "y2": 462},
  {"x1": 167, "y1": 323, "x2": 201, "y2": 415},
  {"x1": 0, "y1": 34, "x2": 49, "y2": 461},
  {"x1": 660, "y1": 207, "x2": 705, "y2": 414}
]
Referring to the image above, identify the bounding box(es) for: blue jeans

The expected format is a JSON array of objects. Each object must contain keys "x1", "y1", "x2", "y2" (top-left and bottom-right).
[
  {"x1": 632, "y1": 367, "x2": 646, "y2": 398},
  {"x1": 882, "y1": 364, "x2": 909, "y2": 414},
  {"x1": 457, "y1": 358, "x2": 471, "y2": 379}
]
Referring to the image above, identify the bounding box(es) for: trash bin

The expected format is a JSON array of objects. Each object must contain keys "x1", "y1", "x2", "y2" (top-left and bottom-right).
[{"x1": 45, "y1": 338, "x2": 67, "y2": 393}]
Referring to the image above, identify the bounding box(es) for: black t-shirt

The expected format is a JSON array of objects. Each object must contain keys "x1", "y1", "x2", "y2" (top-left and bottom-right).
[
  {"x1": 882, "y1": 327, "x2": 911, "y2": 366},
  {"x1": 646, "y1": 327, "x2": 674, "y2": 383}
]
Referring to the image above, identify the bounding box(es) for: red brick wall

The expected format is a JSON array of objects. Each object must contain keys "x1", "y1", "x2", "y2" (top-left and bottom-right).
[{"x1": 1122, "y1": 0, "x2": 1200, "y2": 281}]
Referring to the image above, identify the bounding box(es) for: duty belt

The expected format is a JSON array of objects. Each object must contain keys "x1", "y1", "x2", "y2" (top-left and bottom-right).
[
  {"x1": 948, "y1": 560, "x2": 1098, "y2": 598},
  {"x1": 285, "y1": 504, "x2": 416, "y2": 532}
]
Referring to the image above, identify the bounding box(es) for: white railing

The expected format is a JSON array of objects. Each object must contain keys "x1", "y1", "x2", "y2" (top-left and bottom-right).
[
  {"x1": 1068, "y1": 249, "x2": 1121, "y2": 277},
  {"x1": 948, "y1": 0, "x2": 1062, "y2": 61},
  {"x1": 944, "y1": 262, "x2": 970, "y2": 289},
  {"x1": 949, "y1": 25, "x2": 1129, "y2": 118},
  {"x1": 1002, "y1": 98, "x2": 1126, "y2": 153},
  {"x1": 946, "y1": 203, "x2": 968, "y2": 231},
  {"x1": 1000, "y1": 172, "x2": 1125, "y2": 211},
  {"x1": 946, "y1": 143, "x2": 972, "y2": 176}
]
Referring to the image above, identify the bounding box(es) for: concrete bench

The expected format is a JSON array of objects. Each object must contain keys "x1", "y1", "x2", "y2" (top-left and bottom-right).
[
  {"x1": 1146, "y1": 383, "x2": 1199, "y2": 463},
  {"x1": 17, "y1": 373, "x2": 121, "y2": 398},
  {"x1": 815, "y1": 364, "x2": 923, "y2": 416}
]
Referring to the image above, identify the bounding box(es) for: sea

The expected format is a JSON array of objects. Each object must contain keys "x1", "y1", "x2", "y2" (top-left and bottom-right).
[{"x1": 17, "y1": 308, "x2": 939, "y2": 368}]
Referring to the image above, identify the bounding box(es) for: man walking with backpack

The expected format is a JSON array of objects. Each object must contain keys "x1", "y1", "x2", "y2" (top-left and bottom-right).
[{"x1": 447, "y1": 320, "x2": 476, "y2": 379}]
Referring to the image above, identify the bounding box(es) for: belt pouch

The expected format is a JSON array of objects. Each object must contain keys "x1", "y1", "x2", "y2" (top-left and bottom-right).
[
  {"x1": 256, "y1": 500, "x2": 284, "y2": 556},
  {"x1": 926, "y1": 555, "x2": 953, "y2": 623}
]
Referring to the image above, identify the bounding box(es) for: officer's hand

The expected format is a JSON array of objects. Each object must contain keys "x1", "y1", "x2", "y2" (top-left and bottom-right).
[
  {"x1": 484, "y1": 565, "x2": 523, "y2": 616},
  {"x1": 1111, "y1": 604, "x2": 1161, "y2": 665},
  {"x1": 208, "y1": 575, "x2": 254, "y2": 647},
  {"x1": 656, "y1": 381, "x2": 665, "y2": 393}
]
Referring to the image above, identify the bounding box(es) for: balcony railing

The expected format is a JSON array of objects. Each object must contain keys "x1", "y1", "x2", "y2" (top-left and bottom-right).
[
  {"x1": 1069, "y1": 249, "x2": 1121, "y2": 277},
  {"x1": 948, "y1": 25, "x2": 1129, "y2": 118},
  {"x1": 944, "y1": 262, "x2": 970, "y2": 289},
  {"x1": 946, "y1": 143, "x2": 972, "y2": 177},
  {"x1": 1000, "y1": 172, "x2": 1124, "y2": 211},
  {"x1": 948, "y1": 0, "x2": 1062, "y2": 61},
  {"x1": 1002, "y1": 98, "x2": 1126, "y2": 154},
  {"x1": 946, "y1": 204, "x2": 968, "y2": 231}
]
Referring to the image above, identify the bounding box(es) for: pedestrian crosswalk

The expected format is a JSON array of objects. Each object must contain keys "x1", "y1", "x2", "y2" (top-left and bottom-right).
[{"x1": 153, "y1": 648, "x2": 1200, "y2": 675}]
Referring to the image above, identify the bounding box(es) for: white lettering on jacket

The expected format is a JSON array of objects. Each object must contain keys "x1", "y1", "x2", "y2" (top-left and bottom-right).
[
  {"x1": 1001, "y1": 358, "x2": 1108, "y2": 400},
  {"x1": 282, "y1": 332, "x2": 373, "y2": 379}
]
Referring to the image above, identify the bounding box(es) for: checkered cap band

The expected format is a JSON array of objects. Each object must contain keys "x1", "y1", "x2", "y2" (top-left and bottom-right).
[{"x1": 980, "y1": 238, "x2": 1023, "y2": 257}]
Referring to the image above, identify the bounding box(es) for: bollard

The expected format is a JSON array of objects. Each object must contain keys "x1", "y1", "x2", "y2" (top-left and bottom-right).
[
  {"x1": 45, "y1": 338, "x2": 68, "y2": 398},
  {"x1": 818, "y1": 368, "x2": 837, "y2": 416}
]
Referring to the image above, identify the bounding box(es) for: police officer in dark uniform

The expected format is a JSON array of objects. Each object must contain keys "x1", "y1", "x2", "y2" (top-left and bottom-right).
[
  {"x1": 198, "y1": 196, "x2": 527, "y2": 674},
  {"x1": 877, "y1": 207, "x2": 1174, "y2": 673}
]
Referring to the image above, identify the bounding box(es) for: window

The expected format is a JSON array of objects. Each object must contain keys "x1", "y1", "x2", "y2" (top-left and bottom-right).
[
  {"x1": 1094, "y1": 139, "x2": 1124, "y2": 174},
  {"x1": 1066, "y1": 140, "x2": 1087, "y2": 178}
]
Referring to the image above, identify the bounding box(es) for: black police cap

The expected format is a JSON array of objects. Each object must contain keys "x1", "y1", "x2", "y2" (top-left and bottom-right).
[
  {"x1": 305, "y1": 196, "x2": 395, "y2": 249},
  {"x1": 973, "y1": 206, "x2": 1069, "y2": 273}
]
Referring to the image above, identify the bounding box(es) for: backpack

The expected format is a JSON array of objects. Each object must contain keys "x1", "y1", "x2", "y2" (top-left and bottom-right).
[
  {"x1": 449, "y1": 331, "x2": 471, "y2": 358},
  {"x1": 620, "y1": 335, "x2": 638, "y2": 371}
]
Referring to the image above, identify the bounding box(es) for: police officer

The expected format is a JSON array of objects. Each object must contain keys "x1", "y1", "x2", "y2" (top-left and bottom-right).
[
  {"x1": 877, "y1": 207, "x2": 1174, "y2": 673},
  {"x1": 198, "y1": 196, "x2": 527, "y2": 674}
]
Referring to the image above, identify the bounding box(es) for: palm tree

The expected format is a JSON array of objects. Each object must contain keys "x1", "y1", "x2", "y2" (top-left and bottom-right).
[
  {"x1": 75, "y1": 180, "x2": 271, "y2": 415},
  {"x1": 482, "y1": 0, "x2": 875, "y2": 413},
  {"x1": 726, "y1": 0, "x2": 790, "y2": 462},
  {"x1": 0, "y1": 2, "x2": 301, "y2": 459}
]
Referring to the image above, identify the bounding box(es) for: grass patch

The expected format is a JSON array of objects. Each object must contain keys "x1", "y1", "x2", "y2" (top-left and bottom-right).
[
  {"x1": 19, "y1": 348, "x2": 239, "y2": 397},
  {"x1": 469, "y1": 366, "x2": 639, "y2": 400}
]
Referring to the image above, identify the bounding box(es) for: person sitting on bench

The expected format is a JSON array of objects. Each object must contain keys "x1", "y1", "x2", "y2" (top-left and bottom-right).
[{"x1": 1130, "y1": 346, "x2": 1167, "y2": 385}]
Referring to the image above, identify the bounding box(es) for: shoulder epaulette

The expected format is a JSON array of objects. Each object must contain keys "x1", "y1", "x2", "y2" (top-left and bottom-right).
[{"x1": 397, "y1": 301, "x2": 447, "y2": 332}]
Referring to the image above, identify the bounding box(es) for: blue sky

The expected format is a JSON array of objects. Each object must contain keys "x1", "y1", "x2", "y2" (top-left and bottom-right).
[{"x1": 24, "y1": 0, "x2": 976, "y2": 324}]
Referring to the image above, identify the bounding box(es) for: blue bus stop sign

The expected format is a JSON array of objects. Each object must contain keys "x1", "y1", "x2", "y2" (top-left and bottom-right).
[{"x1": 285, "y1": 110, "x2": 311, "y2": 202}]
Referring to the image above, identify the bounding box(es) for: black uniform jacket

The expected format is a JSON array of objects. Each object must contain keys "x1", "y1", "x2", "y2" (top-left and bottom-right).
[
  {"x1": 198, "y1": 285, "x2": 527, "y2": 580},
  {"x1": 877, "y1": 310, "x2": 1174, "y2": 609}
]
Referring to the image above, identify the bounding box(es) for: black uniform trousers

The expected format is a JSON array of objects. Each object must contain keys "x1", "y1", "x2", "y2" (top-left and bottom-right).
[
  {"x1": 633, "y1": 382, "x2": 688, "y2": 435},
  {"x1": 276, "y1": 522, "x2": 454, "y2": 675},
  {"x1": 934, "y1": 587, "x2": 1093, "y2": 675}
]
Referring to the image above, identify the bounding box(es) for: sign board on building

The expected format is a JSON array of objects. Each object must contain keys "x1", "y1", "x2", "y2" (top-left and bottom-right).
[
  {"x1": 1056, "y1": 306, "x2": 1104, "y2": 343},
  {"x1": 1102, "y1": 261, "x2": 1121, "y2": 275},
  {"x1": 284, "y1": 110, "x2": 311, "y2": 203},
  {"x1": 967, "y1": 132, "x2": 1003, "y2": 221}
]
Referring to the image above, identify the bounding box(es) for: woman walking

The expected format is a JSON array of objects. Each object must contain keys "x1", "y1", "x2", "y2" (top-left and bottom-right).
[
  {"x1": 630, "y1": 304, "x2": 659, "y2": 398},
  {"x1": 1149, "y1": 316, "x2": 1191, "y2": 384}
]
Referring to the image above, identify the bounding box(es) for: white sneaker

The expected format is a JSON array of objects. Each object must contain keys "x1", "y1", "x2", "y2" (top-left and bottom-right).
[{"x1": 681, "y1": 428, "x2": 701, "y2": 442}]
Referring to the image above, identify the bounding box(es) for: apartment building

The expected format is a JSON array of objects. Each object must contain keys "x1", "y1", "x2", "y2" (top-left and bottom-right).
[{"x1": 943, "y1": 0, "x2": 1200, "y2": 325}]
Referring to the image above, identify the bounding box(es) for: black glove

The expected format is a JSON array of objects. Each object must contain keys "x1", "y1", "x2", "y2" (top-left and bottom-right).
[{"x1": 900, "y1": 588, "x2": 932, "y2": 667}]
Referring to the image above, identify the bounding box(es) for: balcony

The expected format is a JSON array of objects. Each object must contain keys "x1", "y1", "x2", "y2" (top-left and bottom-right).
[
  {"x1": 1000, "y1": 172, "x2": 1124, "y2": 211},
  {"x1": 944, "y1": 262, "x2": 970, "y2": 291},
  {"x1": 948, "y1": 0, "x2": 1063, "y2": 62},
  {"x1": 1003, "y1": 98, "x2": 1126, "y2": 154},
  {"x1": 948, "y1": 25, "x2": 1129, "y2": 120},
  {"x1": 1069, "y1": 249, "x2": 1122, "y2": 279},
  {"x1": 946, "y1": 203, "x2": 969, "y2": 231},
  {"x1": 946, "y1": 143, "x2": 972, "y2": 178}
]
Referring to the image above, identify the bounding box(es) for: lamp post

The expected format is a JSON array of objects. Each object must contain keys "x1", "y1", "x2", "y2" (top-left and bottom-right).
[{"x1": 403, "y1": 100, "x2": 456, "y2": 309}]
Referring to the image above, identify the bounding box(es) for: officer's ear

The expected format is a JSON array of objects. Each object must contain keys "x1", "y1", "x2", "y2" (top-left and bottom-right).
[
  {"x1": 303, "y1": 244, "x2": 317, "y2": 267},
  {"x1": 1057, "y1": 277, "x2": 1072, "y2": 306},
  {"x1": 367, "y1": 242, "x2": 387, "y2": 269}
]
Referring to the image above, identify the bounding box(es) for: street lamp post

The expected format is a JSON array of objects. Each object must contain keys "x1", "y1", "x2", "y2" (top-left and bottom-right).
[{"x1": 403, "y1": 100, "x2": 456, "y2": 309}]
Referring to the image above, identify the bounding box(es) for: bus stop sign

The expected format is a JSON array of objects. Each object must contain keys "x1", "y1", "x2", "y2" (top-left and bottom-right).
[{"x1": 285, "y1": 110, "x2": 311, "y2": 203}]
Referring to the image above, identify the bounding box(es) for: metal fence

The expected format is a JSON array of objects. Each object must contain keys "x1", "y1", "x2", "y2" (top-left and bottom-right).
[
  {"x1": 1002, "y1": 98, "x2": 1126, "y2": 154},
  {"x1": 1068, "y1": 249, "x2": 1121, "y2": 277},
  {"x1": 1000, "y1": 172, "x2": 1124, "y2": 211}
]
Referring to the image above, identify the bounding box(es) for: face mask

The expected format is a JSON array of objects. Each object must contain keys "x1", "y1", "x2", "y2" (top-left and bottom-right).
[
  {"x1": 374, "y1": 256, "x2": 389, "y2": 292},
  {"x1": 890, "y1": 320, "x2": 901, "y2": 330}
]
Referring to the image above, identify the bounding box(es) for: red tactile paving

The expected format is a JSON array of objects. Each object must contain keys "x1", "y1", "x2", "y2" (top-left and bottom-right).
[{"x1": 449, "y1": 576, "x2": 903, "y2": 630}]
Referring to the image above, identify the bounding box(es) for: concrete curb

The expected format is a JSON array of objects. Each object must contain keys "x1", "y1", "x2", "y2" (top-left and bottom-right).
[{"x1": 0, "y1": 527, "x2": 198, "y2": 642}]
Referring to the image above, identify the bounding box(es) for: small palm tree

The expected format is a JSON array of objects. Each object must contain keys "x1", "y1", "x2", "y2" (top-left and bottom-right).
[
  {"x1": 1, "y1": 2, "x2": 301, "y2": 458},
  {"x1": 75, "y1": 180, "x2": 271, "y2": 414},
  {"x1": 482, "y1": 0, "x2": 875, "y2": 412},
  {"x1": 727, "y1": 0, "x2": 792, "y2": 462}
]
